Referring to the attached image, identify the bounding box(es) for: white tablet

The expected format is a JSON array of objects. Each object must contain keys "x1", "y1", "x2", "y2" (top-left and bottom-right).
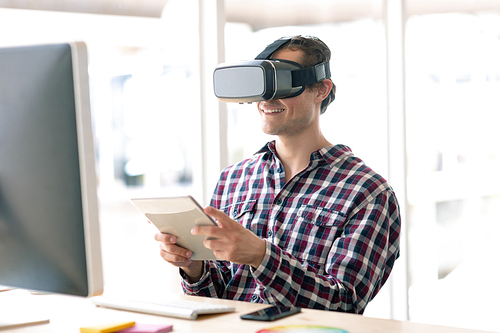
[{"x1": 131, "y1": 196, "x2": 218, "y2": 260}]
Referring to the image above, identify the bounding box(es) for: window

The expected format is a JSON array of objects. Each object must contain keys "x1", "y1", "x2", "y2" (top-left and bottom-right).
[
  {"x1": 405, "y1": 12, "x2": 500, "y2": 332},
  {"x1": 0, "y1": 3, "x2": 203, "y2": 296}
]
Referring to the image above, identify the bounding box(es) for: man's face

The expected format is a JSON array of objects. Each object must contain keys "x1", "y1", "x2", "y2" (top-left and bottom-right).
[{"x1": 257, "y1": 49, "x2": 321, "y2": 138}]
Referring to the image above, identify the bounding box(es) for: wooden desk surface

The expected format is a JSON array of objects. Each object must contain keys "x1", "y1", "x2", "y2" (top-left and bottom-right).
[{"x1": 1, "y1": 293, "x2": 488, "y2": 333}]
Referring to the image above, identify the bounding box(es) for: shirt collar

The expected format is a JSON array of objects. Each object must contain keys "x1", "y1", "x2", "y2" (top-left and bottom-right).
[
  {"x1": 255, "y1": 141, "x2": 277, "y2": 155},
  {"x1": 255, "y1": 141, "x2": 354, "y2": 167}
]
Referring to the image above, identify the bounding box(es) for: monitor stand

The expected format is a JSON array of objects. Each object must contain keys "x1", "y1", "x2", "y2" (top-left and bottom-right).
[{"x1": 0, "y1": 289, "x2": 50, "y2": 329}]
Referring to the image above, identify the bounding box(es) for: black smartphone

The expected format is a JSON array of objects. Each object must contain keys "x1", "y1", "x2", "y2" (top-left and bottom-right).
[{"x1": 240, "y1": 305, "x2": 301, "y2": 321}]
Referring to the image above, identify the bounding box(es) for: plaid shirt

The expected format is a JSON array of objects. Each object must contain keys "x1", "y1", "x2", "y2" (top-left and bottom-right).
[{"x1": 181, "y1": 142, "x2": 401, "y2": 313}]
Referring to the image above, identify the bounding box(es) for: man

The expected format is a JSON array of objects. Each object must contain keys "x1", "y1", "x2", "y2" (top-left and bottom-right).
[{"x1": 155, "y1": 36, "x2": 401, "y2": 314}]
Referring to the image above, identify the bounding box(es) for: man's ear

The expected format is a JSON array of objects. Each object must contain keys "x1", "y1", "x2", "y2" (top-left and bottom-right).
[{"x1": 315, "y1": 79, "x2": 333, "y2": 103}]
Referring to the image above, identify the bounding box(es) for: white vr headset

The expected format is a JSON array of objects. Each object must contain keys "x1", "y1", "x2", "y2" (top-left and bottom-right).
[{"x1": 213, "y1": 37, "x2": 335, "y2": 104}]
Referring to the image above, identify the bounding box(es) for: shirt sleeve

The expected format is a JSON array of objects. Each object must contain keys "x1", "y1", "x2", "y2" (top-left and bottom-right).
[
  {"x1": 180, "y1": 260, "x2": 232, "y2": 298},
  {"x1": 250, "y1": 189, "x2": 401, "y2": 314}
]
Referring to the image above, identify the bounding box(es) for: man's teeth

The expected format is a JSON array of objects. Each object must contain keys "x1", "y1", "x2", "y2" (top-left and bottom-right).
[{"x1": 262, "y1": 109, "x2": 285, "y2": 114}]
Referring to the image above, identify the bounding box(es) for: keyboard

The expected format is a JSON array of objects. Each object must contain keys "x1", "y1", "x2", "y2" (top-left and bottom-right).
[{"x1": 91, "y1": 295, "x2": 236, "y2": 320}]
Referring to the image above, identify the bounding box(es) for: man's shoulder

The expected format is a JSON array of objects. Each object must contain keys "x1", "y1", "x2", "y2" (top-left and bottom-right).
[{"x1": 323, "y1": 145, "x2": 392, "y2": 191}]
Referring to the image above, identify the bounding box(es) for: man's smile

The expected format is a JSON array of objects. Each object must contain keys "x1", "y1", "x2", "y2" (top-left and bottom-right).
[{"x1": 260, "y1": 107, "x2": 285, "y2": 114}]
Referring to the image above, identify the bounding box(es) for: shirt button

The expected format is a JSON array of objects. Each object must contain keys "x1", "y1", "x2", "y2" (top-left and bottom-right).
[
  {"x1": 276, "y1": 198, "x2": 282, "y2": 205},
  {"x1": 251, "y1": 295, "x2": 258, "y2": 301},
  {"x1": 267, "y1": 231, "x2": 273, "y2": 238}
]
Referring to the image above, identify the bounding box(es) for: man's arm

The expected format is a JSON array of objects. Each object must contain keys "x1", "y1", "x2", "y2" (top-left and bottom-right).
[{"x1": 251, "y1": 190, "x2": 401, "y2": 313}]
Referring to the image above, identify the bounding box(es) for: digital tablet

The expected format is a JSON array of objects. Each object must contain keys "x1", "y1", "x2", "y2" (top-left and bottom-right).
[{"x1": 130, "y1": 196, "x2": 218, "y2": 260}]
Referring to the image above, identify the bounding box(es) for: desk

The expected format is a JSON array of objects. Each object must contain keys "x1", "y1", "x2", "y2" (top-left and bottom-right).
[{"x1": 2, "y1": 293, "x2": 488, "y2": 333}]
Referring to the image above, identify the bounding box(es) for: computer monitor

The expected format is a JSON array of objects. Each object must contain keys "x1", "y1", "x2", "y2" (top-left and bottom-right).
[{"x1": 0, "y1": 42, "x2": 103, "y2": 302}]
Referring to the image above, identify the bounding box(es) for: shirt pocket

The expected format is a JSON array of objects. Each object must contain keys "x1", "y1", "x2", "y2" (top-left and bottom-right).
[
  {"x1": 287, "y1": 205, "x2": 346, "y2": 269},
  {"x1": 298, "y1": 205, "x2": 345, "y2": 227},
  {"x1": 221, "y1": 199, "x2": 256, "y2": 228}
]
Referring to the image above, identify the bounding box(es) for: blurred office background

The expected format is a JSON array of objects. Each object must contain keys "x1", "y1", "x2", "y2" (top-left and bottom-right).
[{"x1": 0, "y1": 0, "x2": 499, "y2": 331}]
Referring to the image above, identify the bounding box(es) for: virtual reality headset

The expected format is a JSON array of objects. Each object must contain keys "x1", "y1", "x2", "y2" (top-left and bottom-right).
[{"x1": 213, "y1": 36, "x2": 333, "y2": 104}]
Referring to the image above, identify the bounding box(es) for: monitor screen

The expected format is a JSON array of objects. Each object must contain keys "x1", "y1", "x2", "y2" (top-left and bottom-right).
[{"x1": 0, "y1": 42, "x2": 103, "y2": 297}]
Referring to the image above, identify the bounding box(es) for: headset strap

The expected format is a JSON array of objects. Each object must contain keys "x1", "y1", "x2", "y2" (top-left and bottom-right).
[
  {"x1": 291, "y1": 62, "x2": 331, "y2": 87},
  {"x1": 256, "y1": 37, "x2": 331, "y2": 86},
  {"x1": 255, "y1": 37, "x2": 292, "y2": 60}
]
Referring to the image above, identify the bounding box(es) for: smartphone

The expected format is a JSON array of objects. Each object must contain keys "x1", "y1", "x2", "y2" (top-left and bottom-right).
[{"x1": 240, "y1": 305, "x2": 301, "y2": 321}]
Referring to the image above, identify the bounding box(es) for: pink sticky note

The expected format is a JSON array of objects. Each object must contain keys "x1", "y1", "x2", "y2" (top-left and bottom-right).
[{"x1": 117, "y1": 324, "x2": 173, "y2": 333}]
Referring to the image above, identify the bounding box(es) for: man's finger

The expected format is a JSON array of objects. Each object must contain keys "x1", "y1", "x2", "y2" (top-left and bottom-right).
[
  {"x1": 159, "y1": 241, "x2": 193, "y2": 257},
  {"x1": 154, "y1": 232, "x2": 177, "y2": 244},
  {"x1": 204, "y1": 206, "x2": 236, "y2": 227},
  {"x1": 191, "y1": 225, "x2": 224, "y2": 239}
]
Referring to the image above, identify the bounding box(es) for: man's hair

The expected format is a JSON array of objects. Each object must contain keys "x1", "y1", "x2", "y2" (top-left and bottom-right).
[{"x1": 272, "y1": 36, "x2": 336, "y2": 114}]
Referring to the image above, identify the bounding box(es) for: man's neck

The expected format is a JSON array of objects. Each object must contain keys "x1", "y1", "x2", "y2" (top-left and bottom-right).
[{"x1": 274, "y1": 132, "x2": 331, "y2": 182}]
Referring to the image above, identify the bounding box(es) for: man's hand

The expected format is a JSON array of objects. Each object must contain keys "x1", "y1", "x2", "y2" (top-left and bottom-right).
[
  {"x1": 191, "y1": 206, "x2": 266, "y2": 269},
  {"x1": 154, "y1": 233, "x2": 203, "y2": 283}
]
